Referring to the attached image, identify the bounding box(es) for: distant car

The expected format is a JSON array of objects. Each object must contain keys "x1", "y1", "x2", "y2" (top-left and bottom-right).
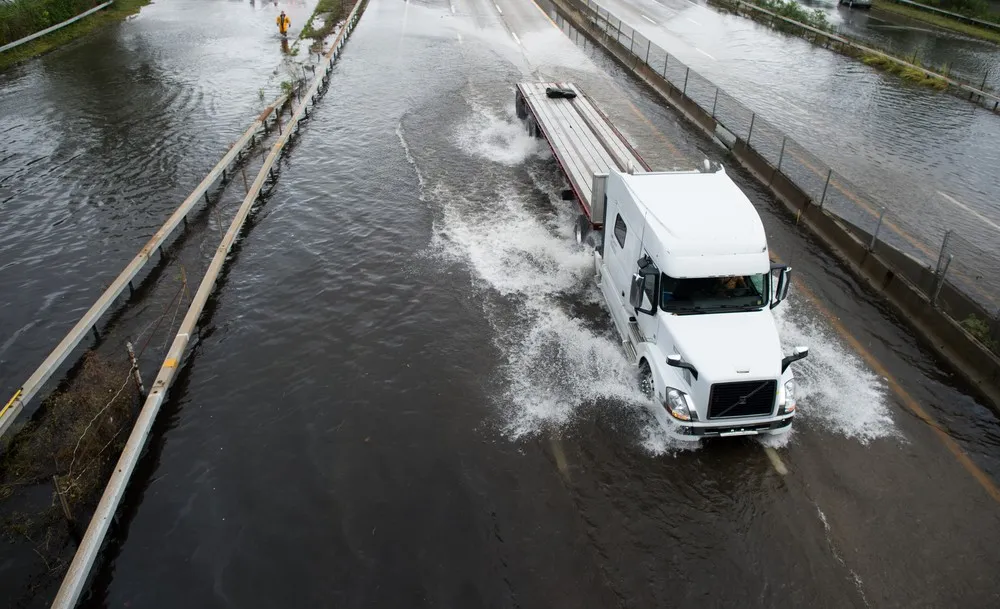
[{"x1": 840, "y1": 0, "x2": 873, "y2": 9}]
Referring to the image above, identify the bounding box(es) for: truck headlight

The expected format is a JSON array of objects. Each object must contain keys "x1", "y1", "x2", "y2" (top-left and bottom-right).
[
  {"x1": 782, "y1": 379, "x2": 796, "y2": 413},
  {"x1": 666, "y1": 388, "x2": 694, "y2": 421}
]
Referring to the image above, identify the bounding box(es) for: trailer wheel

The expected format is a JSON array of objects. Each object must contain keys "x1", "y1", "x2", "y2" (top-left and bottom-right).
[
  {"x1": 525, "y1": 116, "x2": 542, "y2": 139},
  {"x1": 574, "y1": 215, "x2": 591, "y2": 245}
]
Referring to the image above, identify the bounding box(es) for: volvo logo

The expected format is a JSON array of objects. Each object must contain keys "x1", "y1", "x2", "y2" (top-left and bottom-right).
[{"x1": 736, "y1": 396, "x2": 748, "y2": 406}]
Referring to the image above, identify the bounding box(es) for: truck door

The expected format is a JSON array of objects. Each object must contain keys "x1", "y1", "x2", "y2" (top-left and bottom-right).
[
  {"x1": 606, "y1": 205, "x2": 634, "y2": 307},
  {"x1": 634, "y1": 252, "x2": 658, "y2": 343}
]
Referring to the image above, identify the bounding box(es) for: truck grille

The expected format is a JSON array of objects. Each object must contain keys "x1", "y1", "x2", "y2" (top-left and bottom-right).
[{"x1": 707, "y1": 380, "x2": 777, "y2": 419}]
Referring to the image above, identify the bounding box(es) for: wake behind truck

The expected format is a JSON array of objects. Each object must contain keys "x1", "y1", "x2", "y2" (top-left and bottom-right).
[{"x1": 515, "y1": 82, "x2": 808, "y2": 439}]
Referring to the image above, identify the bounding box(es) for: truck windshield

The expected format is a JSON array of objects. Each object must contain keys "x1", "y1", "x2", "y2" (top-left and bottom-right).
[{"x1": 660, "y1": 273, "x2": 769, "y2": 313}]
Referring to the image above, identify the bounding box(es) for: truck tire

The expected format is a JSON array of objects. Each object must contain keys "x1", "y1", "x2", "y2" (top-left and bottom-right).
[
  {"x1": 575, "y1": 215, "x2": 603, "y2": 252},
  {"x1": 515, "y1": 92, "x2": 527, "y2": 120},
  {"x1": 574, "y1": 214, "x2": 591, "y2": 245},
  {"x1": 525, "y1": 116, "x2": 543, "y2": 139},
  {"x1": 639, "y1": 360, "x2": 654, "y2": 399}
]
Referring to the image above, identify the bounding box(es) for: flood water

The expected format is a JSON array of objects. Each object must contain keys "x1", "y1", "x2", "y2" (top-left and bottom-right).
[
  {"x1": 597, "y1": 0, "x2": 1000, "y2": 273},
  {"x1": 3, "y1": 0, "x2": 1000, "y2": 607}
]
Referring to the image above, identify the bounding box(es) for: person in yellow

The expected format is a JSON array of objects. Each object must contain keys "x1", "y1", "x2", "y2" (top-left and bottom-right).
[{"x1": 276, "y1": 10, "x2": 290, "y2": 36}]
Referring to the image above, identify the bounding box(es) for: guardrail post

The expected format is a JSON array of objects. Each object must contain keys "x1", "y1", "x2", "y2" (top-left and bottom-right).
[
  {"x1": 819, "y1": 169, "x2": 832, "y2": 208},
  {"x1": 662, "y1": 53, "x2": 669, "y2": 78},
  {"x1": 645, "y1": 40, "x2": 651, "y2": 65},
  {"x1": 776, "y1": 137, "x2": 786, "y2": 172},
  {"x1": 682, "y1": 67, "x2": 690, "y2": 96},
  {"x1": 747, "y1": 112, "x2": 755, "y2": 143},
  {"x1": 125, "y1": 341, "x2": 146, "y2": 398},
  {"x1": 868, "y1": 208, "x2": 885, "y2": 251},
  {"x1": 711, "y1": 88, "x2": 719, "y2": 117}
]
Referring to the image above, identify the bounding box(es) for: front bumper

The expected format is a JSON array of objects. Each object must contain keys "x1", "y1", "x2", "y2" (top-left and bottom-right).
[{"x1": 670, "y1": 415, "x2": 794, "y2": 439}]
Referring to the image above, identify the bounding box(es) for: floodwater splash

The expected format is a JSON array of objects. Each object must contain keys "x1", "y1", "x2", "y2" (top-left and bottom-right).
[
  {"x1": 455, "y1": 99, "x2": 545, "y2": 167},
  {"x1": 774, "y1": 301, "x2": 896, "y2": 443},
  {"x1": 416, "y1": 91, "x2": 895, "y2": 456},
  {"x1": 427, "y1": 101, "x2": 681, "y2": 453}
]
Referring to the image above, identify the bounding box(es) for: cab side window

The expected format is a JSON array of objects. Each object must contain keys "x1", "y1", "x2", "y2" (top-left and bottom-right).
[{"x1": 614, "y1": 214, "x2": 627, "y2": 248}]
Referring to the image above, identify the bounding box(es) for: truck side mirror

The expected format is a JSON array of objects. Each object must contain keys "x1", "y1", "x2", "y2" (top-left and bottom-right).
[
  {"x1": 629, "y1": 274, "x2": 645, "y2": 308},
  {"x1": 781, "y1": 346, "x2": 809, "y2": 373},
  {"x1": 667, "y1": 354, "x2": 699, "y2": 381},
  {"x1": 771, "y1": 265, "x2": 791, "y2": 309},
  {"x1": 630, "y1": 274, "x2": 656, "y2": 315}
]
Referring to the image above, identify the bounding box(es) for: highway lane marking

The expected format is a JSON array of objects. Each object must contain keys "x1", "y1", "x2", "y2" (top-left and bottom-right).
[
  {"x1": 495, "y1": 3, "x2": 503, "y2": 15},
  {"x1": 642, "y1": 14, "x2": 657, "y2": 24},
  {"x1": 695, "y1": 47, "x2": 715, "y2": 60},
  {"x1": 686, "y1": 17, "x2": 702, "y2": 25},
  {"x1": 550, "y1": 435, "x2": 570, "y2": 480},
  {"x1": 764, "y1": 446, "x2": 788, "y2": 475},
  {"x1": 938, "y1": 191, "x2": 1000, "y2": 234},
  {"x1": 511, "y1": 31, "x2": 521, "y2": 45}
]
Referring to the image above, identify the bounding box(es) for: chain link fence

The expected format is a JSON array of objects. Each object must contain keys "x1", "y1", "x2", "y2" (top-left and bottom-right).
[{"x1": 569, "y1": 0, "x2": 1000, "y2": 355}]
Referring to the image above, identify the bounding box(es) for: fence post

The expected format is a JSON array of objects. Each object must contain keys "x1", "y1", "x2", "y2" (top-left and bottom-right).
[
  {"x1": 711, "y1": 88, "x2": 719, "y2": 117},
  {"x1": 932, "y1": 255, "x2": 953, "y2": 306},
  {"x1": 819, "y1": 169, "x2": 832, "y2": 208},
  {"x1": 682, "y1": 67, "x2": 690, "y2": 96},
  {"x1": 747, "y1": 112, "x2": 756, "y2": 143},
  {"x1": 868, "y1": 208, "x2": 885, "y2": 252},
  {"x1": 645, "y1": 39, "x2": 651, "y2": 65},
  {"x1": 776, "y1": 137, "x2": 787, "y2": 172},
  {"x1": 981, "y1": 69, "x2": 989, "y2": 91},
  {"x1": 662, "y1": 53, "x2": 669, "y2": 78},
  {"x1": 934, "y1": 230, "x2": 952, "y2": 275}
]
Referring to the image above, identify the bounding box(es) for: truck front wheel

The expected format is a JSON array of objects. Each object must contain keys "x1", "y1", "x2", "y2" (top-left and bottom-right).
[{"x1": 638, "y1": 360, "x2": 655, "y2": 400}]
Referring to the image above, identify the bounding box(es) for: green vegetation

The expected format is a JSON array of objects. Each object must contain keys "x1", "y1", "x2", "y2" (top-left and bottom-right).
[
  {"x1": 300, "y1": 0, "x2": 345, "y2": 51},
  {"x1": 861, "y1": 53, "x2": 950, "y2": 89},
  {"x1": 0, "y1": 0, "x2": 151, "y2": 71},
  {"x1": 960, "y1": 315, "x2": 999, "y2": 353},
  {"x1": 873, "y1": 0, "x2": 1000, "y2": 45}
]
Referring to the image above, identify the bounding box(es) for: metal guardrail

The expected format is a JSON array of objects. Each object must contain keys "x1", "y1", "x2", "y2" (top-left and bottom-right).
[
  {"x1": 0, "y1": 94, "x2": 289, "y2": 442},
  {"x1": 562, "y1": 0, "x2": 1000, "y2": 351},
  {"x1": 880, "y1": 0, "x2": 1000, "y2": 32},
  {"x1": 48, "y1": 1, "x2": 368, "y2": 606},
  {"x1": 0, "y1": 1, "x2": 115, "y2": 53}
]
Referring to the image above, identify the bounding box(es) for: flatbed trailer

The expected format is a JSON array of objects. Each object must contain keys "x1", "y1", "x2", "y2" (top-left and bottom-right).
[{"x1": 515, "y1": 82, "x2": 650, "y2": 228}]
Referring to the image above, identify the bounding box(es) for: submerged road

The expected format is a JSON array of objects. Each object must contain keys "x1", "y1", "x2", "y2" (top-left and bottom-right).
[
  {"x1": 38, "y1": 0, "x2": 999, "y2": 606},
  {"x1": 1, "y1": 0, "x2": 999, "y2": 606}
]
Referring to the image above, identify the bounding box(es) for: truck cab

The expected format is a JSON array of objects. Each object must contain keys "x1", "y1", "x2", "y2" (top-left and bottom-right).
[{"x1": 594, "y1": 167, "x2": 807, "y2": 439}]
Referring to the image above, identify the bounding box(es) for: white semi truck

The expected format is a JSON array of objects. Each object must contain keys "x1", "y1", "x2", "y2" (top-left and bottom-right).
[{"x1": 515, "y1": 82, "x2": 808, "y2": 439}]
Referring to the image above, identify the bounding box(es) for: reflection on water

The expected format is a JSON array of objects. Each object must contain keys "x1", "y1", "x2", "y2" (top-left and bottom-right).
[{"x1": 0, "y1": 0, "x2": 317, "y2": 401}]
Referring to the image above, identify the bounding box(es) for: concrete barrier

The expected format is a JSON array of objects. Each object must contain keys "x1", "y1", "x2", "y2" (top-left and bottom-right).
[{"x1": 549, "y1": 0, "x2": 1000, "y2": 410}]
